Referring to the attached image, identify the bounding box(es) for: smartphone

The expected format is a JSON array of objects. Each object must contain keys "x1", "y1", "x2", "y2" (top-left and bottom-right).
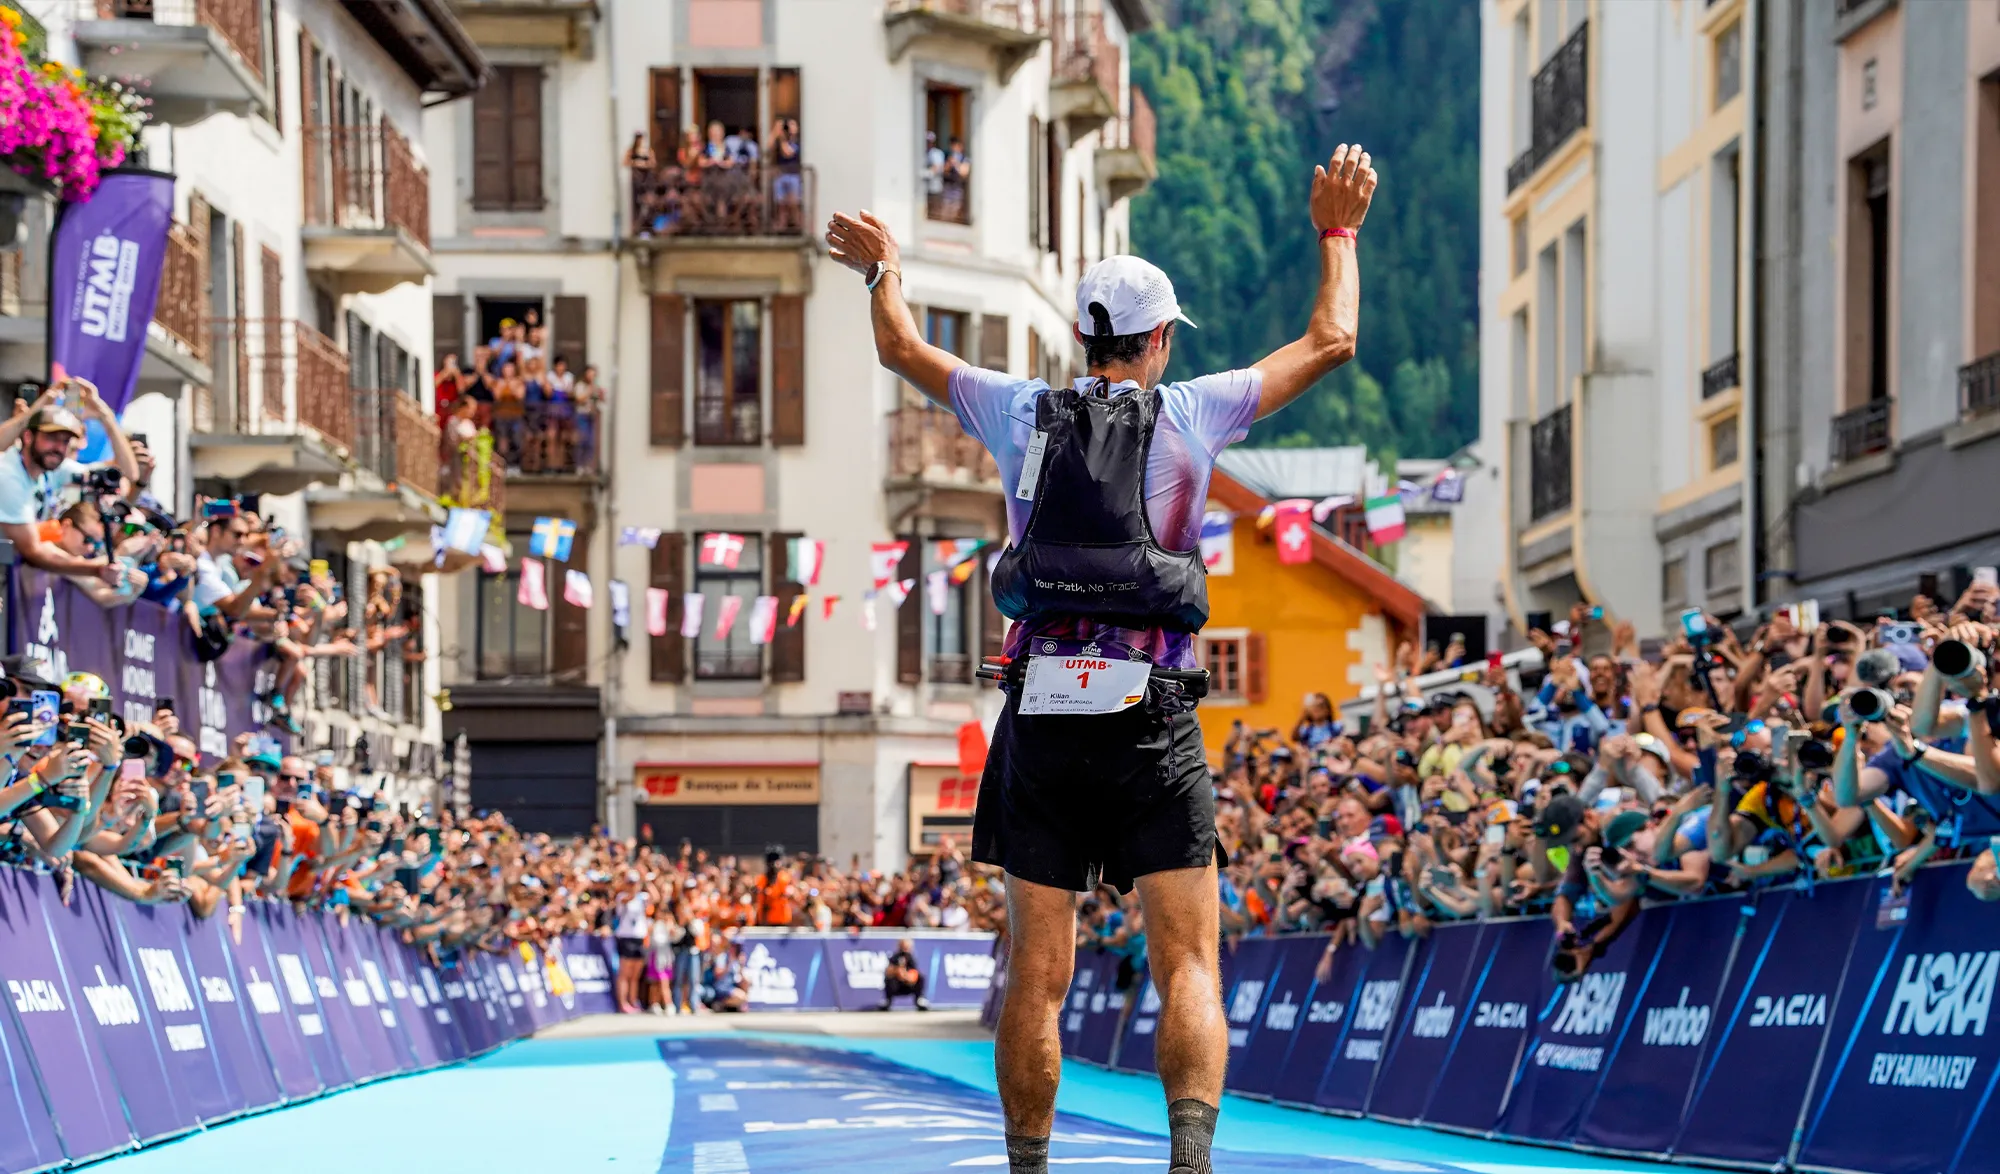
[
  {"x1": 1261, "y1": 833, "x2": 1280, "y2": 855},
  {"x1": 88, "y1": 697, "x2": 111, "y2": 719},
  {"x1": 189, "y1": 780, "x2": 209, "y2": 810},
  {"x1": 1675, "y1": 706, "x2": 1724, "y2": 728},
  {"x1": 1798, "y1": 599, "x2": 1821, "y2": 633},
  {"x1": 29, "y1": 691, "x2": 57, "y2": 747},
  {"x1": 156, "y1": 698, "x2": 174, "y2": 714},
  {"x1": 217, "y1": 771, "x2": 236, "y2": 790},
  {"x1": 1680, "y1": 609, "x2": 1708, "y2": 639},
  {"x1": 1484, "y1": 824, "x2": 1506, "y2": 847},
  {"x1": 160, "y1": 857, "x2": 186, "y2": 879},
  {"x1": 118, "y1": 758, "x2": 144, "y2": 783},
  {"x1": 244, "y1": 776, "x2": 265, "y2": 810},
  {"x1": 1978, "y1": 568, "x2": 2000, "y2": 589},
  {"x1": 1587, "y1": 605, "x2": 1604, "y2": 620},
  {"x1": 1742, "y1": 845, "x2": 1771, "y2": 867},
  {"x1": 201, "y1": 500, "x2": 237, "y2": 519},
  {"x1": 316, "y1": 750, "x2": 335, "y2": 768}
]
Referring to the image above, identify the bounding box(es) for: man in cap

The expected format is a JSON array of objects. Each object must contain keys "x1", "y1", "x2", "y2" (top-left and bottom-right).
[
  {"x1": 828, "y1": 143, "x2": 1377, "y2": 1174},
  {"x1": 0, "y1": 379, "x2": 138, "y2": 580},
  {"x1": 1534, "y1": 794, "x2": 1643, "y2": 981}
]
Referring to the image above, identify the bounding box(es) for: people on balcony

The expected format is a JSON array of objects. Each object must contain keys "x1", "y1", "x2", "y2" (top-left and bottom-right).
[
  {"x1": 573, "y1": 364, "x2": 605, "y2": 473},
  {"x1": 492, "y1": 359, "x2": 526, "y2": 471}
]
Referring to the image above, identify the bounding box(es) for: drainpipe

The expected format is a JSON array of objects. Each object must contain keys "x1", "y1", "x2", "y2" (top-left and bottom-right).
[
  {"x1": 1740, "y1": 0, "x2": 1762, "y2": 612},
  {"x1": 601, "y1": 0, "x2": 626, "y2": 837}
]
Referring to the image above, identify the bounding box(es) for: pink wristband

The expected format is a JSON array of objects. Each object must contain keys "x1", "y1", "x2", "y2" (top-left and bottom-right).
[{"x1": 1321, "y1": 227, "x2": 1358, "y2": 241}]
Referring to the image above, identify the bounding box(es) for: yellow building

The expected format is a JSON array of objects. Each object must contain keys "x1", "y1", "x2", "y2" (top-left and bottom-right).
[{"x1": 1193, "y1": 469, "x2": 1429, "y2": 761}]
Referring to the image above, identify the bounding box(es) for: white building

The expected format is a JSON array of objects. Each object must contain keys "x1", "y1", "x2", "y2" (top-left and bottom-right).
[
  {"x1": 1, "y1": 0, "x2": 484, "y2": 796},
  {"x1": 425, "y1": 0, "x2": 1161, "y2": 867},
  {"x1": 1479, "y1": 0, "x2": 1754, "y2": 639}
]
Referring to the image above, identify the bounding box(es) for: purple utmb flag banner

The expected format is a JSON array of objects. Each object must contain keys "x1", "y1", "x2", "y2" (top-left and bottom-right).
[{"x1": 47, "y1": 168, "x2": 176, "y2": 415}]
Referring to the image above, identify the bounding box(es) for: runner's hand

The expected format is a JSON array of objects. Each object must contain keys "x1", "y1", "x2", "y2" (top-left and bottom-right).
[
  {"x1": 1311, "y1": 143, "x2": 1377, "y2": 233},
  {"x1": 825, "y1": 211, "x2": 900, "y2": 277}
]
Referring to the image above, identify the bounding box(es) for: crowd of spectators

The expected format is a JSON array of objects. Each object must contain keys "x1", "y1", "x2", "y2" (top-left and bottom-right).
[
  {"x1": 626, "y1": 115, "x2": 806, "y2": 238},
  {"x1": 433, "y1": 308, "x2": 603, "y2": 478}
]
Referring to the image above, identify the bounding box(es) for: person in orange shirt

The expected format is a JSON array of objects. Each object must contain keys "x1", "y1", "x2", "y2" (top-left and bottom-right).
[{"x1": 756, "y1": 855, "x2": 797, "y2": 927}]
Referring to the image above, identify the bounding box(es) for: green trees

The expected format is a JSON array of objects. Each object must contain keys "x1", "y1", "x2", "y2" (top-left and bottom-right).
[{"x1": 1130, "y1": 0, "x2": 1478, "y2": 459}]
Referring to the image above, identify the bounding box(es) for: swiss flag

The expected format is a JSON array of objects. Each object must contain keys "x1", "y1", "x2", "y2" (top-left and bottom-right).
[{"x1": 1274, "y1": 501, "x2": 1313, "y2": 565}]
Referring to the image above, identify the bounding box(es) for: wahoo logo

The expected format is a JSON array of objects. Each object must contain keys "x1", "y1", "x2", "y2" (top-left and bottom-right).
[
  {"x1": 942, "y1": 953, "x2": 995, "y2": 989},
  {"x1": 315, "y1": 974, "x2": 339, "y2": 1000},
  {"x1": 1228, "y1": 980, "x2": 1267, "y2": 1024},
  {"x1": 1307, "y1": 998, "x2": 1346, "y2": 1025},
  {"x1": 1550, "y1": 971, "x2": 1628, "y2": 1036},
  {"x1": 1353, "y1": 980, "x2": 1402, "y2": 1033},
  {"x1": 1411, "y1": 993, "x2": 1456, "y2": 1039},
  {"x1": 79, "y1": 231, "x2": 141, "y2": 342},
  {"x1": 199, "y1": 975, "x2": 236, "y2": 1005},
  {"x1": 1750, "y1": 993, "x2": 1827, "y2": 1027},
  {"x1": 1475, "y1": 1001, "x2": 1528, "y2": 1028},
  {"x1": 842, "y1": 950, "x2": 890, "y2": 990},
  {"x1": 82, "y1": 967, "x2": 141, "y2": 1027},
  {"x1": 138, "y1": 947, "x2": 195, "y2": 1014},
  {"x1": 746, "y1": 945, "x2": 799, "y2": 1005},
  {"x1": 1882, "y1": 952, "x2": 2000, "y2": 1038},
  {"x1": 244, "y1": 968, "x2": 282, "y2": 1015},
  {"x1": 9, "y1": 979, "x2": 65, "y2": 1014},
  {"x1": 1264, "y1": 990, "x2": 1300, "y2": 1032},
  {"x1": 1642, "y1": 989, "x2": 1710, "y2": 1047}
]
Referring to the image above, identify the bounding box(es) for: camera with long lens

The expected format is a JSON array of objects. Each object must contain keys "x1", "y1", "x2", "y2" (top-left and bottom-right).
[
  {"x1": 1732, "y1": 749, "x2": 1776, "y2": 785},
  {"x1": 1848, "y1": 687, "x2": 1896, "y2": 722},
  {"x1": 1934, "y1": 638, "x2": 1986, "y2": 681}
]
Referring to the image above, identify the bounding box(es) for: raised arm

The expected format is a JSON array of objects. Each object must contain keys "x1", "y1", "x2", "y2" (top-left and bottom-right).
[
  {"x1": 1251, "y1": 144, "x2": 1375, "y2": 420},
  {"x1": 825, "y1": 211, "x2": 964, "y2": 407}
]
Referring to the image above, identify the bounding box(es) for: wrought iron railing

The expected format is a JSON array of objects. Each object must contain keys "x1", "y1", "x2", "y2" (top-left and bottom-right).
[
  {"x1": 629, "y1": 162, "x2": 813, "y2": 241},
  {"x1": 1830, "y1": 399, "x2": 1893, "y2": 464},
  {"x1": 302, "y1": 121, "x2": 431, "y2": 249},
  {"x1": 1701, "y1": 352, "x2": 1739, "y2": 399},
  {"x1": 1529, "y1": 403, "x2": 1572, "y2": 522},
  {"x1": 695, "y1": 649, "x2": 763, "y2": 681},
  {"x1": 887, "y1": 405, "x2": 1000, "y2": 485},
  {"x1": 1505, "y1": 20, "x2": 1588, "y2": 194},
  {"x1": 200, "y1": 318, "x2": 351, "y2": 446},
  {"x1": 930, "y1": 653, "x2": 973, "y2": 685},
  {"x1": 1053, "y1": 10, "x2": 1119, "y2": 99},
  {"x1": 884, "y1": 0, "x2": 1043, "y2": 34},
  {"x1": 84, "y1": 0, "x2": 265, "y2": 80},
  {"x1": 352, "y1": 388, "x2": 440, "y2": 498},
  {"x1": 1104, "y1": 86, "x2": 1156, "y2": 162},
  {"x1": 1960, "y1": 353, "x2": 2000, "y2": 420}
]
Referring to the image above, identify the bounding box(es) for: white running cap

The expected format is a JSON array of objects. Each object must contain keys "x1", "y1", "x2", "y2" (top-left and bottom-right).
[{"x1": 1075, "y1": 255, "x2": 1197, "y2": 338}]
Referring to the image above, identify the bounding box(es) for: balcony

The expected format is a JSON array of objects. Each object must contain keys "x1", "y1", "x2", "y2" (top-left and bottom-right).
[
  {"x1": 1051, "y1": 11, "x2": 1119, "y2": 135},
  {"x1": 1830, "y1": 398, "x2": 1893, "y2": 466},
  {"x1": 301, "y1": 122, "x2": 435, "y2": 295},
  {"x1": 1504, "y1": 20, "x2": 1588, "y2": 195},
  {"x1": 1095, "y1": 87, "x2": 1156, "y2": 203},
  {"x1": 887, "y1": 405, "x2": 1000, "y2": 490},
  {"x1": 884, "y1": 0, "x2": 1046, "y2": 83},
  {"x1": 1529, "y1": 403, "x2": 1572, "y2": 522},
  {"x1": 1700, "y1": 352, "x2": 1739, "y2": 399},
  {"x1": 1961, "y1": 352, "x2": 2000, "y2": 420},
  {"x1": 495, "y1": 402, "x2": 599, "y2": 478},
  {"x1": 71, "y1": 0, "x2": 269, "y2": 124},
  {"x1": 629, "y1": 162, "x2": 813, "y2": 247},
  {"x1": 188, "y1": 318, "x2": 353, "y2": 495},
  {"x1": 307, "y1": 387, "x2": 442, "y2": 543}
]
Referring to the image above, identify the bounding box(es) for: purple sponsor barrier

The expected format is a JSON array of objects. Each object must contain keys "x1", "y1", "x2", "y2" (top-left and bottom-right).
[
  {"x1": 1576, "y1": 897, "x2": 1749, "y2": 1154},
  {"x1": 182, "y1": 912, "x2": 287, "y2": 1112},
  {"x1": 42, "y1": 882, "x2": 195, "y2": 1143},
  {"x1": 560, "y1": 934, "x2": 619, "y2": 1017},
  {"x1": 825, "y1": 935, "x2": 903, "y2": 1012},
  {"x1": 113, "y1": 902, "x2": 236, "y2": 1123},
  {"x1": 1071, "y1": 953, "x2": 1129, "y2": 1065},
  {"x1": 438, "y1": 956, "x2": 496, "y2": 1056},
  {"x1": 0, "y1": 869, "x2": 129, "y2": 1164},
  {"x1": 1417, "y1": 920, "x2": 1547, "y2": 1133},
  {"x1": 1366, "y1": 923, "x2": 1489, "y2": 1122},
  {"x1": 350, "y1": 922, "x2": 419, "y2": 1069},
  {"x1": 503, "y1": 941, "x2": 558, "y2": 1032},
  {"x1": 1218, "y1": 938, "x2": 1285, "y2": 1083},
  {"x1": 1229, "y1": 937, "x2": 1321, "y2": 1098},
  {"x1": 1111, "y1": 970, "x2": 1161, "y2": 1074},
  {"x1": 918, "y1": 936, "x2": 999, "y2": 1010},
  {"x1": 368, "y1": 928, "x2": 441, "y2": 1069},
  {"x1": 740, "y1": 935, "x2": 835, "y2": 1011},
  {"x1": 316, "y1": 917, "x2": 405, "y2": 1079},
  {"x1": 1494, "y1": 906, "x2": 1668, "y2": 1143},
  {"x1": 1674, "y1": 880, "x2": 1870, "y2": 1164},
  {"x1": 257, "y1": 902, "x2": 352, "y2": 1089},
  {"x1": 1313, "y1": 934, "x2": 1413, "y2": 1113},
  {"x1": 1797, "y1": 866, "x2": 1999, "y2": 1174},
  {"x1": 1056, "y1": 951, "x2": 1105, "y2": 1056},
  {"x1": 46, "y1": 169, "x2": 176, "y2": 414},
  {"x1": 472, "y1": 950, "x2": 526, "y2": 1043},
  {"x1": 0, "y1": 968, "x2": 62, "y2": 1174},
  {"x1": 1269, "y1": 934, "x2": 1367, "y2": 1103},
  {"x1": 397, "y1": 941, "x2": 469, "y2": 1064}
]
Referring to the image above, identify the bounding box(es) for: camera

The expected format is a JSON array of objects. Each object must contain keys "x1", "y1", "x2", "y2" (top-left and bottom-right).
[
  {"x1": 1848, "y1": 687, "x2": 1896, "y2": 722},
  {"x1": 1795, "y1": 738, "x2": 1835, "y2": 771},
  {"x1": 1935, "y1": 638, "x2": 1985, "y2": 680}
]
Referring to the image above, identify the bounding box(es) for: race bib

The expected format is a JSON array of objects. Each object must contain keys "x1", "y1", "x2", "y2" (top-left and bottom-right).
[{"x1": 1017, "y1": 650, "x2": 1152, "y2": 715}]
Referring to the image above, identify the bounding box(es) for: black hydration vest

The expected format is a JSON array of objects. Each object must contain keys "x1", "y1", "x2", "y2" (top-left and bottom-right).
[{"x1": 989, "y1": 380, "x2": 1209, "y2": 633}]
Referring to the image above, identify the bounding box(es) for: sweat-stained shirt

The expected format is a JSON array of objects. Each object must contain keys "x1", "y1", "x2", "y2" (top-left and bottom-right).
[{"x1": 948, "y1": 368, "x2": 1262, "y2": 670}]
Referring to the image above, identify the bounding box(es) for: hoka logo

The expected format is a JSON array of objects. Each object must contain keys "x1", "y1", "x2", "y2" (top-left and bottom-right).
[
  {"x1": 1264, "y1": 990, "x2": 1300, "y2": 1032},
  {"x1": 1641, "y1": 989, "x2": 1710, "y2": 1047},
  {"x1": 138, "y1": 948, "x2": 194, "y2": 1014},
  {"x1": 1475, "y1": 1001, "x2": 1527, "y2": 1028},
  {"x1": 1228, "y1": 980, "x2": 1266, "y2": 1024},
  {"x1": 276, "y1": 955, "x2": 316, "y2": 1006},
  {"x1": 1411, "y1": 993, "x2": 1456, "y2": 1039},
  {"x1": 943, "y1": 954, "x2": 995, "y2": 988},
  {"x1": 1750, "y1": 994, "x2": 1827, "y2": 1028},
  {"x1": 1353, "y1": 980, "x2": 1401, "y2": 1032},
  {"x1": 1882, "y1": 952, "x2": 2000, "y2": 1037},
  {"x1": 1550, "y1": 972, "x2": 1627, "y2": 1037}
]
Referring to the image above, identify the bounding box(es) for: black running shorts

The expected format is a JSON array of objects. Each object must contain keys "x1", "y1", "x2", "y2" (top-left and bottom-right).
[{"x1": 971, "y1": 686, "x2": 1219, "y2": 894}]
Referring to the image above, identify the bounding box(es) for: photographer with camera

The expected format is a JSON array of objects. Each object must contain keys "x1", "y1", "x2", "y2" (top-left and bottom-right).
[
  {"x1": 0, "y1": 384, "x2": 139, "y2": 587},
  {"x1": 1533, "y1": 794, "x2": 1643, "y2": 984}
]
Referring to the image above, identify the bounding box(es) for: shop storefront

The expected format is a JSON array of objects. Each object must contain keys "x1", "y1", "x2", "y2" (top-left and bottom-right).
[{"x1": 632, "y1": 762, "x2": 821, "y2": 856}]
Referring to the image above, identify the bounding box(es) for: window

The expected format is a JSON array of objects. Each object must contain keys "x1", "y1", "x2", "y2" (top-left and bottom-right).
[
  {"x1": 1710, "y1": 146, "x2": 1741, "y2": 362},
  {"x1": 1709, "y1": 413, "x2": 1739, "y2": 469},
  {"x1": 1704, "y1": 540, "x2": 1740, "y2": 599},
  {"x1": 1714, "y1": 21, "x2": 1742, "y2": 109},
  {"x1": 477, "y1": 550, "x2": 551, "y2": 679},
  {"x1": 1203, "y1": 636, "x2": 1244, "y2": 700},
  {"x1": 925, "y1": 85, "x2": 972, "y2": 225},
  {"x1": 1975, "y1": 76, "x2": 2000, "y2": 360},
  {"x1": 1535, "y1": 243, "x2": 1559, "y2": 413},
  {"x1": 1845, "y1": 146, "x2": 1892, "y2": 405},
  {"x1": 694, "y1": 532, "x2": 763, "y2": 679},
  {"x1": 1560, "y1": 220, "x2": 1585, "y2": 404},
  {"x1": 472, "y1": 66, "x2": 545, "y2": 212},
  {"x1": 925, "y1": 307, "x2": 969, "y2": 358},
  {"x1": 695, "y1": 299, "x2": 761, "y2": 445},
  {"x1": 1028, "y1": 115, "x2": 1045, "y2": 248},
  {"x1": 1662, "y1": 558, "x2": 1687, "y2": 610},
  {"x1": 1511, "y1": 216, "x2": 1528, "y2": 277},
  {"x1": 926, "y1": 545, "x2": 972, "y2": 684}
]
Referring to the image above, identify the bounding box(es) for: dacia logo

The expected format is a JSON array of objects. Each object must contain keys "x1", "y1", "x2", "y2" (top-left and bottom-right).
[
  {"x1": 1227, "y1": 980, "x2": 1266, "y2": 1024},
  {"x1": 1475, "y1": 1001, "x2": 1528, "y2": 1028},
  {"x1": 1882, "y1": 951, "x2": 2000, "y2": 1038},
  {"x1": 9, "y1": 978, "x2": 65, "y2": 1014},
  {"x1": 1307, "y1": 998, "x2": 1346, "y2": 1024},
  {"x1": 1353, "y1": 980, "x2": 1401, "y2": 1032},
  {"x1": 82, "y1": 967, "x2": 140, "y2": 1027},
  {"x1": 1550, "y1": 972, "x2": 1627, "y2": 1036},
  {"x1": 1750, "y1": 993, "x2": 1827, "y2": 1027}
]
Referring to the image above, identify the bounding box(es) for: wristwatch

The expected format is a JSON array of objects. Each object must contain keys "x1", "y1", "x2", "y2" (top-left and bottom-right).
[
  {"x1": 1902, "y1": 743, "x2": 1930, "y2": 765},
  {"x1": 865, "y1": 261, "x2": 899, "y2": 291}
]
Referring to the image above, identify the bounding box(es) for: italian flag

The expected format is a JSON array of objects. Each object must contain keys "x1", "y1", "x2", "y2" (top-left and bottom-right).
[{"x1": 1364, "y1": 493, "x2": 1406, "y2": 545}]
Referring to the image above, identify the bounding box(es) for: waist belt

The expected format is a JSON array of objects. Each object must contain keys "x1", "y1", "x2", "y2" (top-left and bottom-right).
[{"x1": 976, "y1": 654, "x2": 1210, "y2": 700}]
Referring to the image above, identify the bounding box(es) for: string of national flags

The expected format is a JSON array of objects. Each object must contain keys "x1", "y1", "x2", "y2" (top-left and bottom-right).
[{"x1": 428, "y1": 466, "x2": 1465, "y2": 637}]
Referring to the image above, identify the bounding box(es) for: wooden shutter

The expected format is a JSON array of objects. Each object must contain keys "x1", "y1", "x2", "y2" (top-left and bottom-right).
[
  {"x1": 650, "y1": 294, "x2": 686, "y2": 446},
  {"x1": 552, "y1": 294, "x2": 588, "y2": 371},
  {"x1": 771, "y1": 294, "x2": 805, "y2": 445},
  {"x1": 433, "y1": 294, "x2": 465, "y2": 368},
  {"x1": 231, "y1": 222, "x2": 249, "y2": 423},
  {"x1": 979, "y1": 314, "x2": 1009, "y2": 374},
  {"x1": 260, "y1": 246, "x2": 282, "y2": 324},
  {"x1": 1045, "y1": 124, "x2": 1061, "y2": 255},
  {"x1": 1026, "y1": 325, "x2": 1041, "y2": 383},
  {"x1": 507, "y1": 66, "x2": 544, "y2": 210},
  {"x1": 551, "y1": 540, "x2": 589, "y2": 679},
  {"x1": 471, "y1": 67, "x2": 508, "y2": 209},
  {"x1": 649, "y1": 68, "x2": 681, "y2": 166},
  {"x1": 896, "y1": 537, "x2": 922, "y2": 684},
  {"x1": 1028, "y1": 115, "x2": 1043, "y2": 250},
  {"x1": 770, "y1": 67, "x2": 800, "y2": 123},
  {"x1": 1244, "y1": 632, "x2": 1268, "y2": 704},
  {"x1": 980, "y1": 555, "x2": 1006, "y2": 660},
  {"x1": 650, "y1": 533, "x2": 686, "y2": 682},
  {"x1": 770, "y1": 533, "x2": 805, "y2": 683},
  {"x1": 299, "y1": 31, "x2": 319, "y2": 218}
]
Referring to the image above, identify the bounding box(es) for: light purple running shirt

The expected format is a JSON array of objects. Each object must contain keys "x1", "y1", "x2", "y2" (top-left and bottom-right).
[{"x1": 949, "y1": 367, "x2": 1262, "y2": 669}]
